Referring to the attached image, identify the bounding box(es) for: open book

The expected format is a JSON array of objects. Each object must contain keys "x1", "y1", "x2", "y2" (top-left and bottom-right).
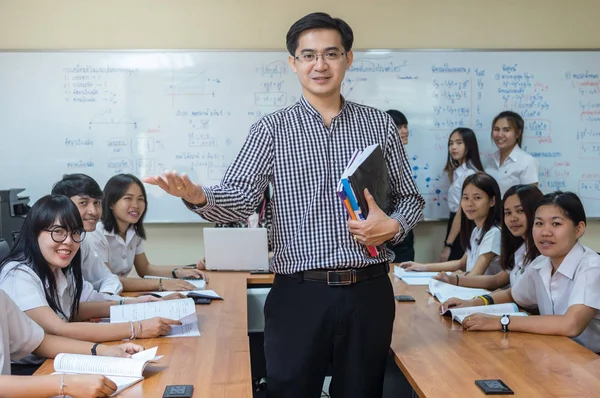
[
  {"x1": 143, "y1": 275, "x2": 206, "y2": 290},
  {"x1": 441, "y1": 303, "x2": 527, "y2": 324},
  {"x1": 153, "y1": 290, "x2": 222, "y2": 300},
  {"x1": 110, "y1": 298, "x2": 200, "y2": 338},
  {"x1": 428, "y1": 279, "x2": 490, "y2": 303},
  {"x1": 53, "y1": 347, "x2": 162, "y2": 396},
  {"x1": 394, "y1": 266, "x2": 439, "y2": 285}
]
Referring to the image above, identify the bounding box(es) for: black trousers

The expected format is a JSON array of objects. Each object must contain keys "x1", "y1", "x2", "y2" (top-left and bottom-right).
[
  {"x1": 264, "y1": 270, "x2": 395, "y2": 398},
  {"x1": 445, "y1": 212, "x2": 465, "y2": 261},
  {"x1": 387, "y1": 229, "x2": 415, "y2": 263}
]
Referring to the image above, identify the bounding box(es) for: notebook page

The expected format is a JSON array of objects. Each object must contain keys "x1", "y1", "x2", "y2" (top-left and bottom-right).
[
  {"x1": 54, "y1": 354, "x2": 146, "y2": 378},
  {"x1": 445, "y1": 303, "x2": 525, "y2": 323},
  {"x1": 400, "y1": 277, "x2": 432, "y2": 286},
  {"x1": 394, "y1": 266, "x2": 439, "y2": 278},
  {"x1": 167, "y1": 321, "x2": 201, "y2": 338},
  {"x1": 143, "y1": 276, "x2": 206, "y2": 290},
  {"x1": 428, "y1": 279, "x2": 489, "y2": 303},
  {"x1": 110, "y1": 298, "x2": 196, "y2": 323},
  {"x1": 108, "y1": 376, "x2": 144, "y2": 396},
  {"x1": 154, "y1": 289, "x2": 222, "y2": 299}
]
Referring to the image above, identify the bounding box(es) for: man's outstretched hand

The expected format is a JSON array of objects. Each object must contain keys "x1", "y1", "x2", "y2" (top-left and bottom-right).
[{"x1": 143, "y1": 170, "x2": 206, "y2": 206}]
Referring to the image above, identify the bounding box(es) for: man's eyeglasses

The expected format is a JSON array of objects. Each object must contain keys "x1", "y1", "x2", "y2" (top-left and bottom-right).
[
  {"x1": 43, "y1": 227, "x2": 86, "y2": 243},
  {"x1": 294, "y1": 51, "x2": 346, "y2": 63}
]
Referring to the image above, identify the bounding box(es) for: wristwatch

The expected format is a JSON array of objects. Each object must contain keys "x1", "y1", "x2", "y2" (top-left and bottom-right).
[
  {"x1": 444, "y1": 241, "x2": 453, "y2": 248},
  {"x1": 500, "y1": 314, "x2": 511, "y2": 332}
]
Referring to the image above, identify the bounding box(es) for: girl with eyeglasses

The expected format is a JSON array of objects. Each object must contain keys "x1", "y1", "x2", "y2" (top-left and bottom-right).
[{"x1": 0, "y1": 195, "x2": 181, "y2": 374}]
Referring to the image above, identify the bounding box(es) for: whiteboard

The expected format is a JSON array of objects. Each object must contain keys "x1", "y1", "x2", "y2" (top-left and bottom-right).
[{"x1": 0, "y1": 50, "x2": 599, "y2": 222}]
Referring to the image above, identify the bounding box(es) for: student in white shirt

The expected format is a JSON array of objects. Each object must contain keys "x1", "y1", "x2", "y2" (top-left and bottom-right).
[
  {"x1": 439, "y1": 128, "x2": 485, "y2": 262},
  {"x1": 0, "y1": 289, "x2": 145, "y2": 396},
  {"x1": 87, "y1": 174, "x2": 208, "y2": 292},
  {"x1": 51, "y1": 173, "x2": 123, "y2": 295},
  {"x1": 400, "y1": 172, "x2": 501, "y2": 276},
  {"x1": 443, "y1": 192, "x2": 600, "y2": 353},
  {"x1": 485, "y1": 111, "x2": 539, "y2": 197},
  {"x1": 0, "y1": 195, "x2": 180, "y2": 369},
  {"x1": 434, "y1": 184, "x2": 543, "y2": 289}
]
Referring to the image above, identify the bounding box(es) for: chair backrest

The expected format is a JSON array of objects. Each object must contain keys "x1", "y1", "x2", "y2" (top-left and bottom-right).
[{"x1": 0, "y1": 239, "x2": 9, "y2": 263}]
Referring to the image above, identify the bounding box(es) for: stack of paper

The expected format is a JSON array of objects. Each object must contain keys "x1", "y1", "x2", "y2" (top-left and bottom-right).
[
  {"x1": 442, "y1": 303, "x2": 527, "y2": 324},
  {"x1": 393, "y1": 266, "x2": 439, "y2": 285},
  {"x1": 153, "y1": 290, "x2": 222, "y2": 299},
  {"x1": 428, "y1": 279, "x2": 490, "y2": 303},
  {"x1": 110, "y1": 298, "x2": 200, "y2": 338},
  {"x1": 143, "y1": 275, "x2": 206, "y2": 290}
]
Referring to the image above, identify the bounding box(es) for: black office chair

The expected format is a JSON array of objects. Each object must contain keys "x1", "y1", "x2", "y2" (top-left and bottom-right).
[{"x1": 0, "y1": 239, "x2": 9, "y2": 263}]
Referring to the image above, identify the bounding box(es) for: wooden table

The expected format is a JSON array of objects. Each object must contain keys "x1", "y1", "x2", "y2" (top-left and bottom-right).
[
  {"x1": 35, "y1": 271, "x2": 600, "y2": 397},
  {"x1": 36, "y1": 272, "x2": 260, "y2": 398},
  {"x1": 390, "y1": 276, "x2": 600, "y2": 397}
]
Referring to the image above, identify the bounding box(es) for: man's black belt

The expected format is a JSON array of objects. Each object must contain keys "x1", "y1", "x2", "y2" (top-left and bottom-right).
[{"x1": 291, "y1": 262, "x2": 389, "y2": 286}]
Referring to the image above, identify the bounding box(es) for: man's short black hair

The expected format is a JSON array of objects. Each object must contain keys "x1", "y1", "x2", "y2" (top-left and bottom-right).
[
  {"x1": 386, "y1": 109, "x2": 408, "y2": 127},
  {"x1": 286, "y1": 12, "x2": 354, "y2": 56},
  {"x1": 51, "y1": 173, "x2": 103, "y2": 199}
]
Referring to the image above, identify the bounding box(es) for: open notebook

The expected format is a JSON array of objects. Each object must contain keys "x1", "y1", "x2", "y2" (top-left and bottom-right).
[
  {"x1": 143, "y1": 275, "x2": 206, "y2": 290},
  {"x1": 52, "y1": 347, "x2": 162, "y2": 396},
  {"x1": 394, "y1": 266, "x2": 439, "y2": 285},
  {"x1": 441, "y1": 303, "x2": 528, "y2": 324},
  {"x1": 110, "y1": 298, "x2": 200, "y2": 338},
  {"x1": 428, "y1": 279, "x2": 490, "y2": 303}
]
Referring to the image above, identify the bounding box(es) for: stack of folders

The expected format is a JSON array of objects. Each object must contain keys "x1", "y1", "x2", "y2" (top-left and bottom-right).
[{"x1": 338, "y1": 144, "x2": 390, "y2": 257}]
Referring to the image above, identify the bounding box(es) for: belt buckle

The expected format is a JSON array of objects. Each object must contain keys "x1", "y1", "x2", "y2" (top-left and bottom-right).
[{"x1": 327, "y1": 269, "x2": 356, "y2": 286}]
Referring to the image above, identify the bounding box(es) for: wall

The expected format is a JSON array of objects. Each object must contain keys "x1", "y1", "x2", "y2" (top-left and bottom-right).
[{"x1": 1, "y1": 0, "x2": 599, "y2": 263}]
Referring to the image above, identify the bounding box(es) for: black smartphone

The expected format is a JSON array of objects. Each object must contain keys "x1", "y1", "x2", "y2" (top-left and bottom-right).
[
  {"x1": 475, "y1": 379, "x2": 514, "y2": 395},
  {"x1": 163, "y1": 385, "x2": 194, "y2": 398},
  {"x1": 191, "y1": 297, "x2": 211, "y2": 305},
  {"x1": 394, "y1": 295, "x2": 415, "y2": 302}
]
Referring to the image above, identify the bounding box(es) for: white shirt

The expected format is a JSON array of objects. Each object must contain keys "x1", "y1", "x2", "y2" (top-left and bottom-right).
[
  {"x1": 87, "y1": 222, "x2": 145, "y2": 277},
  {"x1": 0, "y1": 289, "x2": 44, "y2": 375},
  {"x1": 511, "y1": 243, "x2": 600, "y2": 353},
  {"x1": 485, "y1": 145, "x2": 539, "y2": 197},
  {"x1": 447, "y1": 162, "x2": 478, "y2": 213},
  {"x1": 80, "y1": 239, "x2": 123, "y2": 295},
  {"x1": 0, "y1": 261, "x2": 110, "y2": 320},
  {"x1": 467, "y1": 226, "x2": 501, "y2": 275},
  {"x1": 0, "y1": 261, "x2": 108, "y2": 365},
  {"x1": 509, "y1": 243, "x2": 527, "y2": 287}
]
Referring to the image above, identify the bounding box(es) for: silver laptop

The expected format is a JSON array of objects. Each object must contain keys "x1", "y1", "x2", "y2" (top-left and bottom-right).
[{"x1": 203, "y1": 228, "x2": 269, "y2": 271}]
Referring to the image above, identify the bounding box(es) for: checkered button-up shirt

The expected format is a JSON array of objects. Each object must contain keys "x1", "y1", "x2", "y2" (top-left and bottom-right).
[{"x1": 188, "y1": 96, "x2": 424, "y2": 274}]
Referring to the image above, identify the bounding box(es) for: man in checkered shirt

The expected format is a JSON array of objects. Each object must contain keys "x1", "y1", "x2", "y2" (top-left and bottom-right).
[{"x1": 146, "y1": 12, "x2": 424, "y2": 398}]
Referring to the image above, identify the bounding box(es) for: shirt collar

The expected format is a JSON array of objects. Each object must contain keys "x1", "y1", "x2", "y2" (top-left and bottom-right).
[
  {"x1": 493, "y1": 145, "x2": 523, "y2": 165},
  {"x1": 299, "y1": 95, "x2": 348, "y2": 122},
  {"x1": 102, "y1": 224, "x2": 137, "y2": 245},
  {"x1": 532, "y1": 242, "x2": 585, "y2": 280}
]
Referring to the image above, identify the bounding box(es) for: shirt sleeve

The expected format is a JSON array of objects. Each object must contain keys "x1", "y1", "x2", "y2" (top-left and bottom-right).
[
  {"x1": 186, "y1": 120, "x2": 274, "y2": 223},
  {"x1": 511, "y1": 262, "x2": 539, "y2": 308},
  {"x1": 1, "y1": 290, "x2": 45, "y2": 361},
  {"x1": 520, "y1": 153, "x2": 539, "y2": 185},
  {"x1": 87, "y1": 230, "x2": 110, "y2": 264},
  {"x1": 80, "y1": 280, "x2": 115, "y2": 303},
  {"x1": 384, "y1": 118, "x2": 426, "y2": 244},
  {"x1": 568, "y1": 264, "x2": 600, "y2": 310},
  {"x1": 81, "y1": 241, "x2": 123, "y2": 295},
  {"x1": 135, "y1": 236, "x2": 145, "y2": 255},
  {"x1": 478, "y1": 227, "x2": 502, "y2": 256},
  {"x1": 0, "y1": 265, "x2": 49, "y2": 312}
]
